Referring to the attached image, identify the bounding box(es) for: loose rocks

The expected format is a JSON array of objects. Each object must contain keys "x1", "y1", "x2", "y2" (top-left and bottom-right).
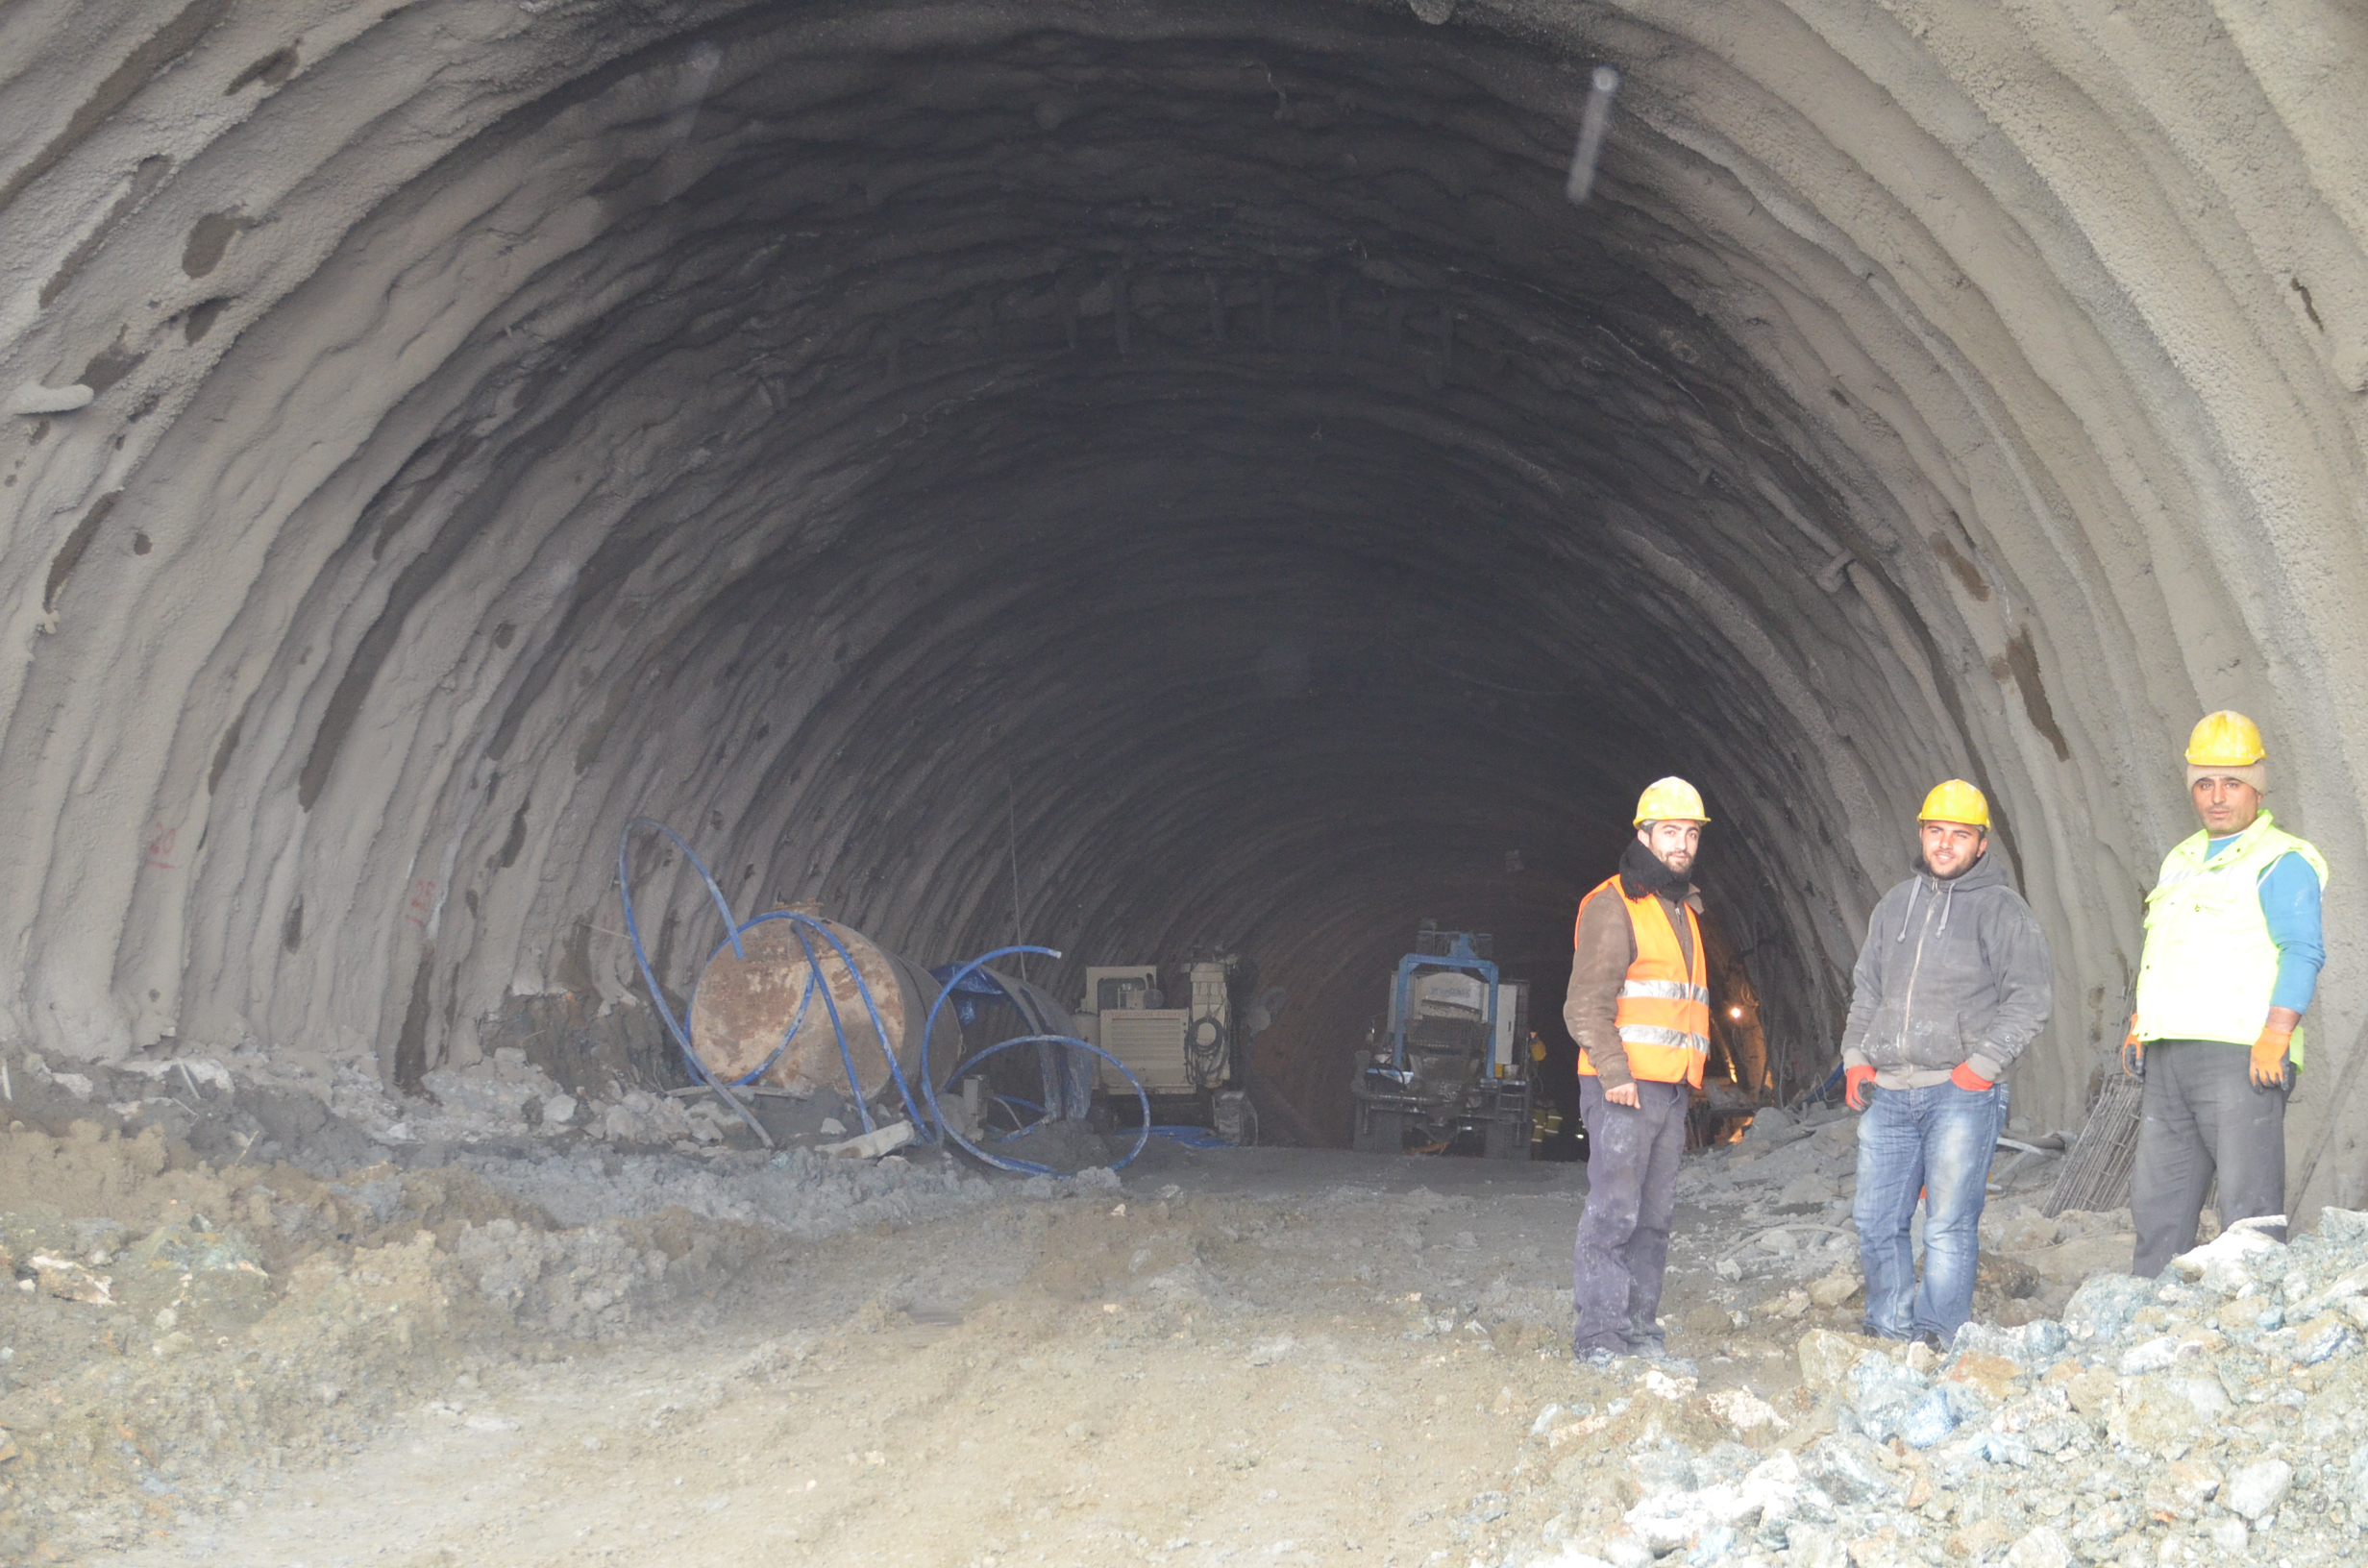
[
  {"x1": 1518, "y1": 1206, "x2": 2368, "y2": 1568},
  {"x1": 2226, "y1": 1458, "x2": 2294, "y2": 1521}
]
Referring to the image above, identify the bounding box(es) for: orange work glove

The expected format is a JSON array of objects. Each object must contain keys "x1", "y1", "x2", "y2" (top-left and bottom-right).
[
  {"x1": 1844, "y1": 1065, "x2": 1877, "y2": 1110},
  {"x1": 2120, "y1": 1017, "x2": 2144, "y2": 1080},
  {"x1": 1950, "y1": 1062, "x2": 1992, "y2": 1091},
  {"x1": 2250, "y1": 1026, "x2": 2293, "y2": 1090}
]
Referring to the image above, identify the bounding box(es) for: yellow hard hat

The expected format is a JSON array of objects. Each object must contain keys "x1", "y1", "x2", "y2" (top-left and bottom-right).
[
  {"x1": 1917, "y1": 778, "x2": 1990, "y2": 829},
  {"x1": 2186, "y1": 711, "x2": 2265, "y2": 768},
  {"x1": 1634, "y1": 776, "x2": 1708, "y2": 825}
]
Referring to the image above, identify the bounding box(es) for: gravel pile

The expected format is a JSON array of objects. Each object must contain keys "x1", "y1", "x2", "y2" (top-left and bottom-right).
[
  {"x1": 453, "y1": 1141, "x2": 1008, "y2": 1237},
  {"x1": 1519, "y1": 1209, "x2": 2368, "y2": 1568}
]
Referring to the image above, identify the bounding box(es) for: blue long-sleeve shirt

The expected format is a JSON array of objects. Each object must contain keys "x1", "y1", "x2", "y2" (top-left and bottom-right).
[{"x1": 2207, "y1": 837, "x2": 2324, "y2": 1015}]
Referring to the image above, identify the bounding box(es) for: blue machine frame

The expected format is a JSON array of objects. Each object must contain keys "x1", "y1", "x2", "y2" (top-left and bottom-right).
[{"x1": 1386, "y1": 932, "x2": 1501, "y2": 1071}]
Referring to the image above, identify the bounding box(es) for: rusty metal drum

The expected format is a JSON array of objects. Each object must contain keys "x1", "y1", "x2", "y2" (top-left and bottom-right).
[{"x1": 686, "y1": 916, "x2": 958, "y2": 1103}]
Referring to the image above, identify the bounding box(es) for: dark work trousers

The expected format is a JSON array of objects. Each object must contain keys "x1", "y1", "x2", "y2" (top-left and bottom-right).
[
  {"x1": 2131, "y1": 1039, "x2": 2290, "y2": 1278},
  {"x1": 1572, "y1": 1077, "x2": 1690, "y2": 1356}
]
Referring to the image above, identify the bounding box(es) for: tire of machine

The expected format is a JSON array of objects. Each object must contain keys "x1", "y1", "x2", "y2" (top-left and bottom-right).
[{"x1": 1353, "y1": 1107, "x2": 1404, "y2": 1154}]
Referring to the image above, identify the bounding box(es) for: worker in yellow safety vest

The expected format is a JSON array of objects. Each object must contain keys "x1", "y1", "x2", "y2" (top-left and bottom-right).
[
  {"x1": 2126, "y1": 712, "x2": 2327, "y2": 1277},
  {"x1": 1564, "y1": 776, "x2": 1711, "y2": 1368}
]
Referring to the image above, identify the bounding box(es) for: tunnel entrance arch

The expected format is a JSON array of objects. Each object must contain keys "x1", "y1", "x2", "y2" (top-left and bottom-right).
[{"x1": 4, "y1": 0, "x2": 2363, "y2": 1209}]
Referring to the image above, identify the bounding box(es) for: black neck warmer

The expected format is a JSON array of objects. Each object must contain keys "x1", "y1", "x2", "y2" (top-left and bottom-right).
[{"x1": 1619, "y1": 836, "x2": 1691, "y2": 900}]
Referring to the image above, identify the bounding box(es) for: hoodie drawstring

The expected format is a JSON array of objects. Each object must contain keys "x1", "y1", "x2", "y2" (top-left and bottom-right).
[{"x1": 1897, "y1": 870, "x2": 1965, "y2": 939}]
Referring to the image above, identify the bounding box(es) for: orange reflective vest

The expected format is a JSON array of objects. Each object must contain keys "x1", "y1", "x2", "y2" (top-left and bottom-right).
[{"x1": 1573, "y1": 875, "x2": 1711, "y2": 1089}]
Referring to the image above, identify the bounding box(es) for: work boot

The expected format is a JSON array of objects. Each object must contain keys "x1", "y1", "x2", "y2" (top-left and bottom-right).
[{"x1": 1574, "y1": 1345, "x2": 1623, "y2": 1372}]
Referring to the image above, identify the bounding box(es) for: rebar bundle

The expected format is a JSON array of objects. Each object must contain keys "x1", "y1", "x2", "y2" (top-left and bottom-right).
[{"x1": 2042, "y1": 1069, "x2": 2144, "y2": 1216}]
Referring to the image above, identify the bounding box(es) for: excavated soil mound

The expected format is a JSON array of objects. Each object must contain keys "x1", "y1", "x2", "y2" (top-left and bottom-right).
[{"x1": 0, "y1": 1103, "x2": 1048, "y2": 1560}]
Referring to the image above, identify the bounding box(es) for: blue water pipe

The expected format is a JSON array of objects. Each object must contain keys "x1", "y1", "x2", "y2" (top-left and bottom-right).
[
  {"x1": 621, "y1": 820, "x2": 921, "y2": 1136},
  {"x1": 728, "y1": 909, "x2": 923, "y2": 1135},
  {"x1": 616, "y1": 820, "x2": 1150, "y2": 1173},
  {"x1": 616, "y1": 819, "x2": 772, "y2": 1146},
  {"x1": 917, "y1": 946, "x2": 1151, "y2": 1175},
  {"x1": 939, "y1": 1035, "x2": 1151, "y2": 1176}
]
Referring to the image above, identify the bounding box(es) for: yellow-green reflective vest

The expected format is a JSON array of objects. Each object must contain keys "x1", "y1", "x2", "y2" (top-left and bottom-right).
[{"x1": 2134, "y1": 812, "x2": 2328, "y2": 1063}]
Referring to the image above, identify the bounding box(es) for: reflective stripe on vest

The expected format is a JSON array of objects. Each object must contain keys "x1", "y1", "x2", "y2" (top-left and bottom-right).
[
  {"x1": 1574, "y1": 873, "x2": 1711, "y2": 1089},
  {"x1": 2135, "y1": 812, "x2": 2328, "y2": 1063},
  {"x1": 1616, "y1": 1024, "x2": 1704, "y2": 1049},
  {"x1": 1622, "y1": 979, "x2": 1713, "y2": 1003}
]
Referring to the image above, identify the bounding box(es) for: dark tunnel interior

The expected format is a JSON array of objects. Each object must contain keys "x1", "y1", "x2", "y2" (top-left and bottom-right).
[{"x1": 490, "y1": 15, "x2": 1890, "y2": 1140}]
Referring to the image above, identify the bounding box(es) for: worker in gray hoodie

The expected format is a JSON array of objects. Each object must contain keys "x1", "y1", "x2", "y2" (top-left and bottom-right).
[{"x1": 1839, "y1": 780, "x2": 2053, "y2": 1349}]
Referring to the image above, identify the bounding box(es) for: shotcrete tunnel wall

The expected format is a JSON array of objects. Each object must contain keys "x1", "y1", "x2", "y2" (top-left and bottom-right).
[{"x1": 2, "y1": 1, "x2": 2363, "y2": 1200}]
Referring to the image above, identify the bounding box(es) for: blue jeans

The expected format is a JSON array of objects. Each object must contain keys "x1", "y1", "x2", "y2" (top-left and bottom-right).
[{"x1": 1852, "y1": 1079, "x2": 2007, "y2": 1342}]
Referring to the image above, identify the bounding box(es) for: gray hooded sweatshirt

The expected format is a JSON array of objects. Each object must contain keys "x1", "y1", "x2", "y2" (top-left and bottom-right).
[{"x1": 1839, "y1": 850, "x2": 2053, "y2": 1089}]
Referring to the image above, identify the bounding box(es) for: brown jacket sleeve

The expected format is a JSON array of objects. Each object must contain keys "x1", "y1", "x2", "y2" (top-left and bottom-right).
[{"x1": 1565, "y1": 893, "x2": 1639, "y2": 1090}]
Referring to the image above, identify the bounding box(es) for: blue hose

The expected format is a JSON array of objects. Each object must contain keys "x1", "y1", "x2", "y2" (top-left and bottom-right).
[
  {"x1": 617, "y1": 819, "x2": 769, "y2": 1145},
  {"x1": 943, "y1": 1035, "x2": 1153, "y2": 1176},
  {"x1": 709, "y1": 939, "x2": 817, "y2": 1089},
  {"x1": 729, "y1": 910, "x2": 922, "y2": 1135},
  {"x1": 620, "y1": 822, "x2": 919, "y2": 1135},
  {"x1": 616, "y1": 821, "x2": 1153, "y2": 1174},
  {"x1": 916, "y1": 945, "x2": 1060, "y2": 1147}
]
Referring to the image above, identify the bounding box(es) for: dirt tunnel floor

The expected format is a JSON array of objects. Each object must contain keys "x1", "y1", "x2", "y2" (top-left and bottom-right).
[
  {"x1": 0, "y1": 1107, "x2": 2147, "y2": 1568},
  {"x1": 55, "y1": 1143, "x2": 1627, "y2": 1567},
  {"x1": 103, "y1": 1166, "x2": 1612, "y2": 1567}
]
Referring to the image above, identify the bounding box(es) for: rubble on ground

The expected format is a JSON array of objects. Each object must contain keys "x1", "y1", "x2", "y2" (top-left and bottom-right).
[
  {"x1": 13, "y1": 1043, "x2": 2347, "y2": 1568},
  {"x1": 452, "y1": 1141, "x2": 1006, "y2": 1237},
  {"x1": 1512, "y1": 1208, "x2": 2368, "y2": 1568},
  {"x1": 1667, "y1": 1107, "x2": 2130, "y2": 1337},
  {"x1": 0, "y1": 1040, "x2": 947, "y2": 1188},
  {"x1": 0, "y1": 1090, "x2": 1120, "y2": 1556}
]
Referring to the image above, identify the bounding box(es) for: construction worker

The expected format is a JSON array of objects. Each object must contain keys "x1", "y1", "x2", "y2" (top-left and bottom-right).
[
  {"x1": 2126, "y1": 712, "x2": 2326, "y2": 1277},
  {"x1": 1566, "y1": 776, "x2": 1711, "y2": 1367},
  {"x1": 1841, "y1": 780, "x2": 2052, "y2": 1349}
]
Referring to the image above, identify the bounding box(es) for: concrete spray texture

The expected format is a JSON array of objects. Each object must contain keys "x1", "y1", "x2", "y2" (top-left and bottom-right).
[{"x1": 0, "y1": 0, "x2": 2363, "y2": 1561}]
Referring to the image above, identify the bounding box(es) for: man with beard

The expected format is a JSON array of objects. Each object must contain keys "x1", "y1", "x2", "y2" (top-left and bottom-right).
[
  {"x1": 1841, "y1": 780, "x2": 2052, "y2": 1349},
  {"x1": 1566, "y1": 777, "x2": 1713, "y2": 1367}
]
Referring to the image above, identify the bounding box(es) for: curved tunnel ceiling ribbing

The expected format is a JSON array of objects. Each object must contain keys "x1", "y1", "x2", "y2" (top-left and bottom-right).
[{"x1": 2, "y1": 1, "x2": 2364, "y2": 1186}]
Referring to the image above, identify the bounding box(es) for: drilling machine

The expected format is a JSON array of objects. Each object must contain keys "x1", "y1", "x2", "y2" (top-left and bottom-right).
[{"x1": 1350, "y1": 925, "x2": 1531, "y2": 1159}]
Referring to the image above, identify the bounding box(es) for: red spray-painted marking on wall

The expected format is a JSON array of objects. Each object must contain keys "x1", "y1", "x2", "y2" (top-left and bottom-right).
[
  {"x1": 406, "y1": 878, "x2": 436, "y2": 926},
  {"x1": 145, "y1": 824, "x2": 178, "y2": 870}
]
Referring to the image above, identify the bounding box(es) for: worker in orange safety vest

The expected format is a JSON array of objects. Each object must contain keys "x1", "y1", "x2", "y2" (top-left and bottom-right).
[{"x1": 1564, "y1": 776, "x2": 1712, "y2": 1368}]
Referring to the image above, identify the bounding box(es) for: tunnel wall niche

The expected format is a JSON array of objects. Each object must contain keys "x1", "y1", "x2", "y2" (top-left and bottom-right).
[{"x1": 0, "y1": 0, "x2": 2363, "y2": 1207}]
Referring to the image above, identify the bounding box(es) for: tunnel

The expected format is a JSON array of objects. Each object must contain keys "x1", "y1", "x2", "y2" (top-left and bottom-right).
[{"x1": 3, "y1": 1, "x2": 2364, "y2": 1204}]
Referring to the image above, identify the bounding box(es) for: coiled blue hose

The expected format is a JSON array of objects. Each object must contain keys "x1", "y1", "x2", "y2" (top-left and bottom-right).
[
  {"x1": 918, "y1": 948, "x2": 1151, "y2": 1176},
  {"x1": 616, "y1": 821, "x2": 1149, "y2": 1173},
  {"x1": 621, "y1": 820, "x2": 921, "y2": 1136}
]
